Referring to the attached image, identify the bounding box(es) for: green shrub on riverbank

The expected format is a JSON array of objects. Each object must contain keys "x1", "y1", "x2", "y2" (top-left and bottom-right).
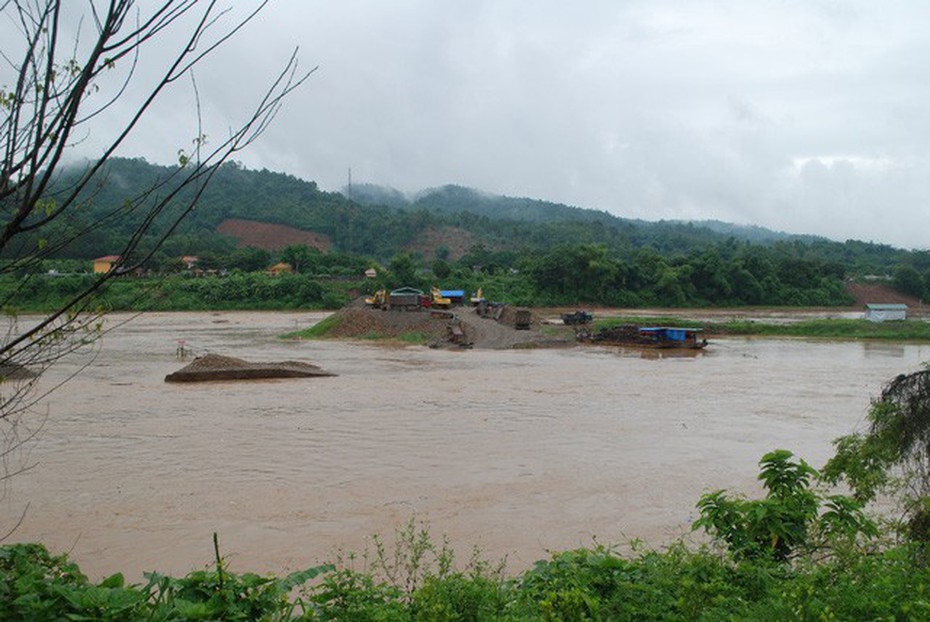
[
  {"x1": 4, "y1": 538, "x2": 930, "y2": 620},
  {"x1": 398, "y1": 331, "x2": 430, "y2": 344},
  {"x1": 282, "y1": 313, "x2": 343, "y2": 339},
  {"x1": 0, "y1": 542, "x2": 333, "y2": 621}
]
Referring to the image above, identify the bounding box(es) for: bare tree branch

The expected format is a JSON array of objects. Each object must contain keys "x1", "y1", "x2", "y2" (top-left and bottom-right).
[{"x1": 0, "y1": 0, "x2": 309, "y2": 532}]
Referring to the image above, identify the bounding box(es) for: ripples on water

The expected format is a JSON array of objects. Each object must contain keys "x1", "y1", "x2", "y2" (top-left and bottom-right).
[{"x1": 2, "y1": 311, "x2": 929, "y2": 580}]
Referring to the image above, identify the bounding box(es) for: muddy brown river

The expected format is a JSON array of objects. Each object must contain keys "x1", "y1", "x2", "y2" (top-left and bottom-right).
[{"x1": 2, "y1": 311, "x2": 928, "y2": 581}]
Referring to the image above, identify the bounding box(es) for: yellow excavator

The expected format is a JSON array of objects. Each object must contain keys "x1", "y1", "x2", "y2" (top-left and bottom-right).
[
  {"x1": 470, "y1": 287, "x2": 485, "y2": 306},
  {"x1": 431, "y1": 286, "x2": 452, "y2": 309},
  {"x1": 365, "y1": 289, "x2": 387, "y2": 308}
]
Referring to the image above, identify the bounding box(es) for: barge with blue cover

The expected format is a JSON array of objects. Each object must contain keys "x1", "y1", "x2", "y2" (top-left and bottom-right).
[{"x1": 578, "y1": 324, "x2": 708, "y2": 350}]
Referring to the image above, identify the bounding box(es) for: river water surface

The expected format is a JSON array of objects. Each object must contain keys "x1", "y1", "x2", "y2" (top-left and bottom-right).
[{"x1": 2, "y1": 311, "x2": 929, "y2": 580}]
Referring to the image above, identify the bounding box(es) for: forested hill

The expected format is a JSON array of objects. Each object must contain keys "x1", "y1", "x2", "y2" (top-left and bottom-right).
[
  {"x1": 29, "y1": 157, "x2": 917, "y2": 275},
  {"x1": 353, "y1": 182, "x2": 817, "y2": 245}
]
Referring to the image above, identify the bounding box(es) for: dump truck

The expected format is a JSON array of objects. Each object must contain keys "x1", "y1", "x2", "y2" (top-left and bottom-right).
[
  {"x1": 389, "y1": 287, "x2": 425, "y2": 311},
  {"x1": 561, "y1": 310, "x2": 593, "y2": 325}
]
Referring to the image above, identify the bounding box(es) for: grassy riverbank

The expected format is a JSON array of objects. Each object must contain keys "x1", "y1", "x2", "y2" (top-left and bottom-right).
[
  {"x1": 715, "y1": 317, "x2": 930, "y2": 340},
  {"x1": 599, "y1": 315, "x2": 930, "y2": 341}
]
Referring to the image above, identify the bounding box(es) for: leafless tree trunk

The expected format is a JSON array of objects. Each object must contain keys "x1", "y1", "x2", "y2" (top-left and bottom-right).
[{"x1": 0, "y1": 0, "x2": 311, "y2": 522}]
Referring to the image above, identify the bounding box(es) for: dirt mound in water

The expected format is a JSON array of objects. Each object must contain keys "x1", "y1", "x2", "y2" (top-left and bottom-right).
[
  {"x1": 165, "y1": 353, "x2": 335, "y2": 382},
  {"x1": 325, "y1": 303, "x2": 572, "y2": 349},
  {"x1": 322, "y1": 306, "x2": 448, "y2": 341}
]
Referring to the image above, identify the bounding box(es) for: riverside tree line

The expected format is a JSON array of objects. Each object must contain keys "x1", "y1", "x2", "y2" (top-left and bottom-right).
[{"x1": 6, "y1": 237, "x2": 928, "y2": 312}]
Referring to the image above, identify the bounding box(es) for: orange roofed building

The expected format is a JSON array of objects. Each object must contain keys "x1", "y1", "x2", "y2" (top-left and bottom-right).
[
  {"x1": 266, "y1": 262, "x2": 294, "y2": 276},
  {"x1": 93, "y1": 255, "x2": 121, "y2": 274}
]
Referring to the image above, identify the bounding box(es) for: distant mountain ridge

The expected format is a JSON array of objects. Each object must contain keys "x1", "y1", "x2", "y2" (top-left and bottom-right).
[
  {"x1": 351, "y1": 182, "x2": 817, "y2": 245},
  {"x1": 350, "y1": 182, "x2": 616, "y2": 223},
  {"x1": 27, "y1": 158, "x2": 910, "y2": 274}
]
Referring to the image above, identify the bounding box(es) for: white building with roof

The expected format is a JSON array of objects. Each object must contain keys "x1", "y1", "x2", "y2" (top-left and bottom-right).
[{"x1": 864, "y1": 303, "x2": 908, "y2": 322}]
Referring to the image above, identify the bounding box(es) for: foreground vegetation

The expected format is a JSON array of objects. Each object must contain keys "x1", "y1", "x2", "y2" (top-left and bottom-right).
[
  {"x1": 2, "y1": 540, "x2": 929, "y2": 621},
  {"x1": 2, "y1": 502, "x2": 928, "y2": 620}
]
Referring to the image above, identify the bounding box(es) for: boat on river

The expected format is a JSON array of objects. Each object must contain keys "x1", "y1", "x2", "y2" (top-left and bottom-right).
[{"x1": 577, "y1": 324, "x2": 708, "y2": 349}]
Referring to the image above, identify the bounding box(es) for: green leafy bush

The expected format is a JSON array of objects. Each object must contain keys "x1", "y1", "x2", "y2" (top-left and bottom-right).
[
  {"x1": 694, "y1": 450, "x2": 877, "y2": 562},
  {"x1": 0, "y1": 544, "x2": 144, "y2": 621},
  {"x1": 0, "y1": 541, "x2": 331, "y2": 621}
]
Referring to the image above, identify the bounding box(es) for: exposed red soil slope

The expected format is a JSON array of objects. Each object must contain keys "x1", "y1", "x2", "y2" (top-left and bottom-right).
[
  {"x1": 844, "y1": 281, "x2": 922, "y2": 307},
  {"x1": 216, "y1": 218, "x2": 331, "y2": 252}
]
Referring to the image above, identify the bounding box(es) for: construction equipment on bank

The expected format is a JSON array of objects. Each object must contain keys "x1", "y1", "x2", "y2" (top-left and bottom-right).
[
  {"x1": 447, "y1": 319, "x2": 472, "y2": 347},
  {"x1": 475, "y1": 299, "x2": 505, "y2": 320},
  {"x1": 389, "y1": 287, "x2": 425, "y2": 311},
  {"x1": 365, "y1": 289, "x2": 387, "y2": 308},
  {"x1": 431, "y1": 286, "x2": 452, "y2": 309},
  {"x1": 561, "y1": 310, "x2": 593, "y2": 325}
]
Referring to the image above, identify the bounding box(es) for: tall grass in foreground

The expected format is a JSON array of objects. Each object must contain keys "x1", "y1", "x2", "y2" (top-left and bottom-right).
[{"x1": 3, "y1": 519, "x2": 930, "y2": 620}]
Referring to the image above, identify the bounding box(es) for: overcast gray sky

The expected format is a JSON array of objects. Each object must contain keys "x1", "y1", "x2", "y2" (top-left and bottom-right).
[{"x1": 12, "y1": 1, "x2": 930, "y2": 249}]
